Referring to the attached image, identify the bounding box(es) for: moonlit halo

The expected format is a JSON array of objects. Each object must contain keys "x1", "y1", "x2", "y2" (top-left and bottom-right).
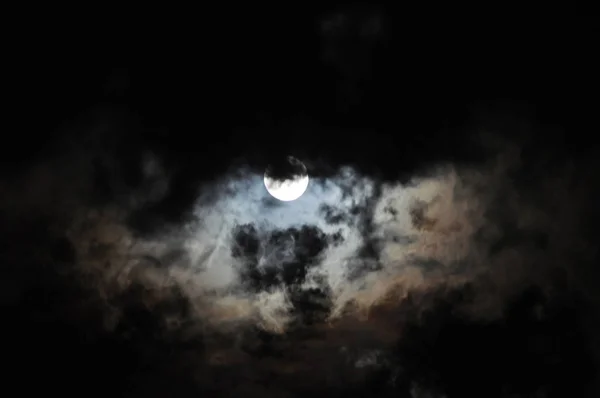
[{"x1": 264, "y1": 173, "x2": 309, "y2": 201}]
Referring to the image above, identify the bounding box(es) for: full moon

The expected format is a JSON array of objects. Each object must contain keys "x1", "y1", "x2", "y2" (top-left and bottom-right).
[{"x1": 264, "y1": 156, "x2": 309, "y2": 201}]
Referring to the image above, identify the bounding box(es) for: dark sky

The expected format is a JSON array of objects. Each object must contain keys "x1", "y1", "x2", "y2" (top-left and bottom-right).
[{"x1": 3, "y1": 5, "x2": 600, "y2": 398}]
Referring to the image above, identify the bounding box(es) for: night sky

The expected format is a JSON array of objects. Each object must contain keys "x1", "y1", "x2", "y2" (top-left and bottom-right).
[{"x1": 3, "y1": 5, "x2": 600, "y2": 398}]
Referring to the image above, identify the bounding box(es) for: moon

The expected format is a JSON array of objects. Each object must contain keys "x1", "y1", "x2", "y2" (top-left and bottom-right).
[{"x1": 264, "y1": 156, "x2": 309, "y2": 201}]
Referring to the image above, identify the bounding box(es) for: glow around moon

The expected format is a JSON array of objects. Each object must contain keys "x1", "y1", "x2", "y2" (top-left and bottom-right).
[{"x1": 264, "y1": 158, "x2": 309, "y2": 201}]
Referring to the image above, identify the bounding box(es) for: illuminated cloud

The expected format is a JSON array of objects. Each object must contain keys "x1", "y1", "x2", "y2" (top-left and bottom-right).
[
  {"x1": 66, "y1": 152, "x2": 502, "y2": 333},
  {"x1": 4, "y1": 117, "x2": 598, "y2": 396}
]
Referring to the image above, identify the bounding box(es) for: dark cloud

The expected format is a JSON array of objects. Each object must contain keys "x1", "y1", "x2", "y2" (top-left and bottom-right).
[
  {"x1": 319, "y1": 203, "x2": 349, "y2": 224},
  {"x1": 264, "y1": 156, "x2": 308, "y2": 182},
  {"x1": 388, "y1": 285, "x2": 596, "y2": 397},
  {"x1": 232, "y1": 224, "x2": 334, "y2": 325}
]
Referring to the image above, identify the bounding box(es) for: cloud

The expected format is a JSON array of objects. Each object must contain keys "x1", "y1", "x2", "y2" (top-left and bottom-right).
[
  {"x1": 50, "y1": 128, "x2": 595, "y2": 336},
  {"x1": 3, "y1": 111, "x2": 599, "y2": 396}
]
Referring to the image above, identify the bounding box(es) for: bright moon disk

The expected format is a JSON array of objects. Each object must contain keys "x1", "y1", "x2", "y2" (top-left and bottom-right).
[{"x1": 264, "y1": 156, "x2": 309, "y2": 201}]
